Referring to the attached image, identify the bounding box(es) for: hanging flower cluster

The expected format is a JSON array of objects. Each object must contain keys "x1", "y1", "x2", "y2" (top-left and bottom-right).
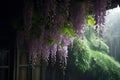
[
  {"x1": 17, "y1": 0, "x2": 108, "y2": 67},
  {"x1": 93, "y1": 0, "x2": 107, "y2": 36}
]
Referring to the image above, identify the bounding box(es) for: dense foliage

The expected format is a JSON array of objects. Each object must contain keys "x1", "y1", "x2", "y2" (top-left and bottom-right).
[
  {"x1": 15, "y1": 0, "x2": 109, "y2": 68},
  {"x1": 68, "y1": 26, "x2": 120, "y2": 80},
  {"x1": 13, "y1": 0, "x2": 120, "y2": 79}
]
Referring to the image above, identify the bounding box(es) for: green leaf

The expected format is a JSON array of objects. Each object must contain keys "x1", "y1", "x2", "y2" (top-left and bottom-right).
[
  {"x1": 61, "y1": 24, "x2": 75, "y2": 37},
  {"x1": 86, "y1": 15, "x2": 95, "y2": 26},
  {"x1": 46, "y1": 38, "x2": 55, "y2": 45}
]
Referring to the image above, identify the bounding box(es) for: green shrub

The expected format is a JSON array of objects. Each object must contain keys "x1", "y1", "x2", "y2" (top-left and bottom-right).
[{"x1": 69, "y1": 26, "x2": 120, "y2": 80}]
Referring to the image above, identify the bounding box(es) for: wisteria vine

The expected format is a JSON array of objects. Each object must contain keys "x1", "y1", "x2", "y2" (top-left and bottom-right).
[{"x1": 17, "y1": 0, "x2": 108, "y2": 68}]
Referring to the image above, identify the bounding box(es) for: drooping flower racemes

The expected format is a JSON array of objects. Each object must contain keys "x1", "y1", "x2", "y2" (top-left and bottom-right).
[{"x1": 17, "y1": 0, "x2": 108, "y2": 67}]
